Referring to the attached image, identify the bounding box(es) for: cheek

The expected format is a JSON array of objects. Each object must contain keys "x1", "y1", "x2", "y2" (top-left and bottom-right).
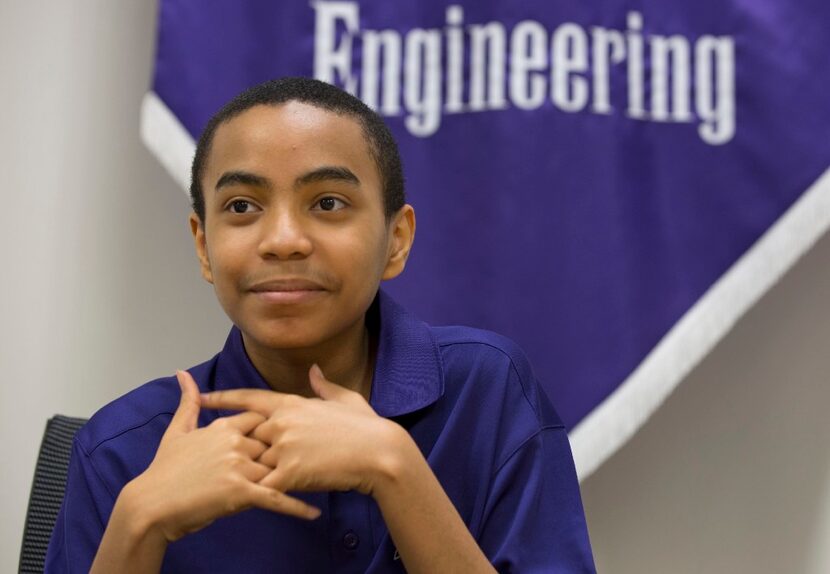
[
  {"x1": 204, "y1": 235, "x2": 247, "y2": 289},
  {"x1": 337, "y1": 228, "x2": 390, "y2": 277}
]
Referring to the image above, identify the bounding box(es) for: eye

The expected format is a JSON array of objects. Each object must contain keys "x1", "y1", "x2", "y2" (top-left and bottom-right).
[
  {"x1": 313, "y1": 197, "x2": 347, "y2": 212},
  {"x1": 226, "y1": 199, "x2": 258, "y2": 214}
]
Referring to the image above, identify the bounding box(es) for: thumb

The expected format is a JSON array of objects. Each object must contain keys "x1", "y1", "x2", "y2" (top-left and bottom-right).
[
  {"x1": 309, "y1": 364, "x2": 363, "y2": 405},
  {"x1": 167, "y1": 369, "x2": 201, "y2": 435}
]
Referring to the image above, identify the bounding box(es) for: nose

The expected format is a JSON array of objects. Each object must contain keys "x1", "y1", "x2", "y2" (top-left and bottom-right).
[{"x1": 257, "y1": 206, "x2": 313, "y2": 260}]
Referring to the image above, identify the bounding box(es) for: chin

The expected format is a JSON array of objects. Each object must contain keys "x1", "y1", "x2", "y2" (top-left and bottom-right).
[
  {"x1": 246, "y1": 326, "x2": 326, "y2": 350},
  {"x1": 240, "y1": 315, "x2": 348, "y2": 350}
]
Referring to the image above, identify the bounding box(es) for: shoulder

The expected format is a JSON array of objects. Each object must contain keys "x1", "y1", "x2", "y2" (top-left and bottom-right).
[
  {"x1": 433, "y1": 324, "x2": 532, "y2": 371},
  {"x1": 430, "y1": 325, "x2": 564, "y2": 430},
  {"x1": 75, "y1": 355, "x2": 218, "y2": 456}
]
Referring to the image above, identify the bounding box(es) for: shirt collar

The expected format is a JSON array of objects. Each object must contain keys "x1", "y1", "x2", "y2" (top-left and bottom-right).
[{"x1": 213, "y1": 289, "x2": 444, "y2": 418}]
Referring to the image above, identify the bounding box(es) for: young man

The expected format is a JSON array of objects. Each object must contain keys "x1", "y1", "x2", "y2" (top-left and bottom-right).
[{"x1": 45, "y1": 78, "x2": 595, "y2": 573}]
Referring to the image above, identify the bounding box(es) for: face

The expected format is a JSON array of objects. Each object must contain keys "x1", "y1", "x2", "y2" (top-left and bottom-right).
[{"x1": 190, "y1": 102, "x2": 414, "y2": 353}]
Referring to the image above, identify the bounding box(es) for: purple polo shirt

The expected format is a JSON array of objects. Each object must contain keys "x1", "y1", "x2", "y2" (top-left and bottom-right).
[{"x1": 45, "y1": 291, "x2": 595, "y2": 573}]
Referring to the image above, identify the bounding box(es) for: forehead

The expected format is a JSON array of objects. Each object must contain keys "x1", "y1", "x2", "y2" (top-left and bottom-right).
[{"x1": 205, "y1": 102, "x2": 380, "y2": 191}]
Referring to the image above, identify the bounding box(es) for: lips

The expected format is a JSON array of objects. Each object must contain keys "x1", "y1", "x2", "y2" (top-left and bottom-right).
[
  {"x1": 248, "y1": 278, "x2": 327, "y2": 304},
  {"x1": 249, "y1": 278, "x2": 326, "y2": 292}
]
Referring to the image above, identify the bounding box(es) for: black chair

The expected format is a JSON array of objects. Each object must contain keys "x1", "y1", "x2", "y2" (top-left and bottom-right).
[{"x1": 19, "y1": 415, "x2": 88, "y2": 574}]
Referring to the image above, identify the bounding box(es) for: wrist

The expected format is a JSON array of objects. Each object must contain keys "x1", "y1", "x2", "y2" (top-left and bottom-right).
[
  {"x1": 90, "y1": 479, "x2": 169, "y2": 573},
  {"x1": 116, "y1": 476, "x2": 170, "y2": 545},
  {"x1": 368, "y1": 420, "x2": 421, "y2": 500}
]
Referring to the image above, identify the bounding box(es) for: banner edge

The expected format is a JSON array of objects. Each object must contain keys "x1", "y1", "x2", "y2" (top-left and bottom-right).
[{"x1": 570, "y1": 165, "x2": 830, "y2": 481}]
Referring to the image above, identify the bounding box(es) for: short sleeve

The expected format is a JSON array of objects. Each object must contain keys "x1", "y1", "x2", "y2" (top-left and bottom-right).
[
  {"x1": 44, "y1": 438, "x2": 116, "y2": 573},
  {"x1": 477, "y1": 427, "x2": 596, "y2": 573}
]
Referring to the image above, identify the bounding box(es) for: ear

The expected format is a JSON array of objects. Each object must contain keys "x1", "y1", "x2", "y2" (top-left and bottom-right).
[
  {"x1": 382, "y1": 204, "x2": 416, "y2": 280},
  {"x1": 189, "y1": 212, "x2": 214, "y2": 284}
]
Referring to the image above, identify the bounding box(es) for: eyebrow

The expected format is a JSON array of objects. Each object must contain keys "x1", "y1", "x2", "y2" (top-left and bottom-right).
[
  {"x1": 294, "y1": 166, "x2": 360, "y2": 189},
  {"x1": 214, "y1": 165, "x2": 361, "y2": 193},
  {"x1": 215, "y1": 171, "x2": 271, "y2": 192}
]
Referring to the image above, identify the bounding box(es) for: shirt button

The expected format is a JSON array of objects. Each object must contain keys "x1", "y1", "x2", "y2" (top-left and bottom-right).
[{"x1": 342, "y1": 530, "x2": 360, "y2": 550}]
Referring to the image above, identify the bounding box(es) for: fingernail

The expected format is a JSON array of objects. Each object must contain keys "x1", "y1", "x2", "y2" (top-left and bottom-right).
[
  {"x1": 310, "y1": 363, "x2": 323, "y2": 379},
  {"x1": 308, "y1": 507, "x2": 322, "y2": 519}
]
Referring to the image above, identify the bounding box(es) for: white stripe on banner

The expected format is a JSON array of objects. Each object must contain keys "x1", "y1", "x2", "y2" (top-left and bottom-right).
[
  {"x1": 139, "y1": 90, "x2": 830, "y2": 482},
  {"x1": 140, "y1": 91, "x2": 195, "y2": 193}
]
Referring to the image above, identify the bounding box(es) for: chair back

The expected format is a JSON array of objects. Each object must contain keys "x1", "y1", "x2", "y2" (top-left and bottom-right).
[{"x1": 19, "y1": 415, "x2": 88, "y2": 574}]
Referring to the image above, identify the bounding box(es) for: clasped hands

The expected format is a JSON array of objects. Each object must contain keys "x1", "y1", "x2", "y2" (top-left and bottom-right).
[{"x1": 126, "y1": 365, "x2": 407, "y2": 543}]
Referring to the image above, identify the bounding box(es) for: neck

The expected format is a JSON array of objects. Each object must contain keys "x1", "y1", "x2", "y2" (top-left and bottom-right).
[{"x1": 240, "y1": 320, "x2": 374, "y2": 401}]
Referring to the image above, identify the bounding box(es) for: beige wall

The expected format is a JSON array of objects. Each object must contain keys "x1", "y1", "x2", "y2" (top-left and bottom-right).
[
  {"x1": 1, "y1": 3, "x2": 828, "y2": 572},
  {"x1": 0, "y1": 2, "x2": 231, "y2": 568}
]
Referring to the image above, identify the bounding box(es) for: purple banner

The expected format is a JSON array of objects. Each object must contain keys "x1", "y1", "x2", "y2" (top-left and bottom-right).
[{"x1": 142, "y1": 0, "x2": 830, "y2": 477}]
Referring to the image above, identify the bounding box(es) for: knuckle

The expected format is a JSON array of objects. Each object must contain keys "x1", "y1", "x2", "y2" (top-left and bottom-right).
[
  {"x1": 278, "y1": 431, "x2": 298, "y2": 449},
  {"x1": 267, "y1": 418, "x2": 285, "y2": 435},
  {"x1": 223, "y1": 495, "x2": 244, "y2": 515},
  {"x1": 227, "y1": 451, "x2": 247, "y2": 467},
  {"x1": 280, "y1": 456, "x2": 299, "y2": 475},
  {"x1": 210, "y1": 417, "x2": 230, "y2": 429}
]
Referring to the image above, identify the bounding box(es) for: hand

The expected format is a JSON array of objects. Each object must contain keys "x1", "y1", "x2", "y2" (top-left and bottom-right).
[
  {"x1": 126, "y1": 370, "x2": 321, "y2": 543},
  {"x1": 199, "y1": 364, "x2": 406, "y2": 498}
]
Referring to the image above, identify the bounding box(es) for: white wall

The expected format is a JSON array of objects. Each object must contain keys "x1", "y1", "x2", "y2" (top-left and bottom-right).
[
  {"x1": 1, "y1": 3, "x2": 828, "y2": 572},
  {"x1": 0, "y1": 2, "x2": 231, "y2": 568}
]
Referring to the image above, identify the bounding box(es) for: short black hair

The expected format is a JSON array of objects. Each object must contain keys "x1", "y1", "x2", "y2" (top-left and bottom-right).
[{"x1": 190, "y1": 77, "x2": 405, "y2": 222}]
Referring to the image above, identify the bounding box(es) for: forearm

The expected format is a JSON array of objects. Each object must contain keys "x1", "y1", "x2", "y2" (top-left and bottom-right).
[
  {"x1": 372, "y1": 427, "x2": 496, "y2": 574},
  {"x1": 90, "y1": 482, "x2": 169, "y2": 574}
]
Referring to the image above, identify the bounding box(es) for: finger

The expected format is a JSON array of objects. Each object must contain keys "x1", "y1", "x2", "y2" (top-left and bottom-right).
[
  {"x1": 236, "y1": 435, "x2": 268, "y2": 460},
  {"x1": 167, "y1": 370, "x2": 201, "y2": 435},
  {"x1": 258, "y1": 467, "x2": 283, "y2": 490},
  {"x1": 239, "y1": 459, "x2": 274, "y2": 483},
  {"x1": 309, "y1": 364, "x2": 363, "y2": 406},
  {"x1": 200, "y1": 389, "x2": 285, "y2": 416},
  {"x1": 211, "y1": 410, "x2": 268, "y2": 435},
  {"x1": 255, "y1": 445, "x2": 278, "y2": 468},
  {"x1": 258, "y1": 466, "x2": 298, "y2": 493},
  {"x1": 257, "y1": 466, "x2": 314, "y2": 494},
  {"x1": 250, "y1": 420, "x2": 277, "y2": 444},
  {"x1": 246, "y1": 483, "x2": 321, "y2": 520}
]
